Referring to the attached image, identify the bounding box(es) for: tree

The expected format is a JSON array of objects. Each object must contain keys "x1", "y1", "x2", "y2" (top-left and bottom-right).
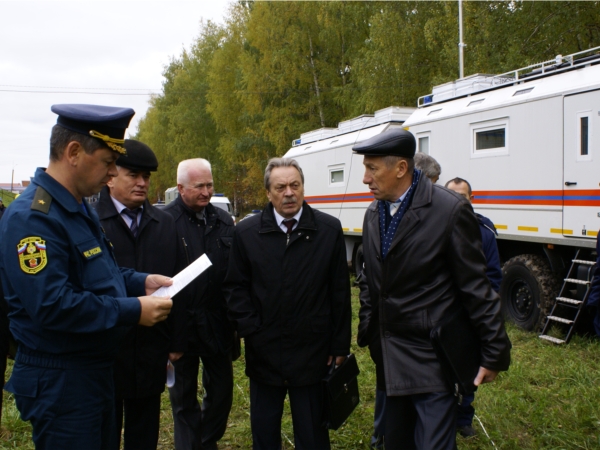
[{"x1": 137, "y1": 20, "x2": 225, "y2": 202}]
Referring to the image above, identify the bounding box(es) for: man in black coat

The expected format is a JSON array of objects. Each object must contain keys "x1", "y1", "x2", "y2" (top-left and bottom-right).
[
  {"x1": 354, "y1": 129, "x2": 511, "y2": 450},
  {"x1": 96, "y1": 140, "x2": 184, "y2": 449},
  {"x1": 164, "y1": 158, "x2": 235, "y2": 450},
  {"x1": 224, "y1": 158, "x2": 352, "y2": 450}
]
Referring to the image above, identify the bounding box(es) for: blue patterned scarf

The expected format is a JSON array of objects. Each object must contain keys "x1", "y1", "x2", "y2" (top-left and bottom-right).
[{"x1": 379, "y1": 169, "x2": 421, "y2": 260}]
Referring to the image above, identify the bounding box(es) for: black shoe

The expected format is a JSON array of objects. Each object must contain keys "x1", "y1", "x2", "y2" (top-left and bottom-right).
[{"x1": 457, "y1": 425, "x2": 476, "y2": 438}]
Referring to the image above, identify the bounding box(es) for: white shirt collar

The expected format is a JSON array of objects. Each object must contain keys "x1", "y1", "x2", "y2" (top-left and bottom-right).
[
  {"x1": 111, "y1": 196, "x2": 143, "y2": 225},
  {"x1": 273, "y1": 206, "x2": 303, "y2": 233},
  {"x1": 387, "y1": 187, "x2": 411, "y2": 216}
]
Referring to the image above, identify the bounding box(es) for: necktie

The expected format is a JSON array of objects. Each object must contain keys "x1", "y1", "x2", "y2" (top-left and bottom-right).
[
  {"x1": 283, "y1": 219, "x2": 297, "y2": 234},
  {"x1": 123, "y1": 208, "x2": 141, "y2": 237}
]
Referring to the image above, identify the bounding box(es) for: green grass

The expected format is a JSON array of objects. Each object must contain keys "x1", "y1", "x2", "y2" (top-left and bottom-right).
[{"x1": 2, "y1": 286, "x2": 600, "y2": 448}]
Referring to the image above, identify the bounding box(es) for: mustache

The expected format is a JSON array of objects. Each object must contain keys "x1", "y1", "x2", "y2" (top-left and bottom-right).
[{"x1": 282, "y1": 197, "x2": 297, "y2": 205}]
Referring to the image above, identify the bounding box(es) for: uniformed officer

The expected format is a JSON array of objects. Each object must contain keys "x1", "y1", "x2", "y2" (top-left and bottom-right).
[{"x1": 0, "y1": 104, "x2": 174, "y2": 449}]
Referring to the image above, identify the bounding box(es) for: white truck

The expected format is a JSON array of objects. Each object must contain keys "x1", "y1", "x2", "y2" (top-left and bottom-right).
[{"x1": 284, "y1": 46, "x2": 600, "y2": 334}]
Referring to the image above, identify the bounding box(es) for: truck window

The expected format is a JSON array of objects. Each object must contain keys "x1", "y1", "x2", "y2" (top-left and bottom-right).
[
  {"x1": 470, "y1": 119, "x2": 508, "y2": 157},
  {"x1": 580, "y1": 116, "x2": 589, "y2": 156},
  {"x1": 468, "y1": 99, "x2": 484, "y2": 106},
  {"x1": 476, "y1": 128, "x2": 505, "y2": 150},
  {"x1": 329, "y1": 168, "x2": 344, "y2": 185},
  {"x1": 418, "y1": 136, "x2": 430, "y2": 154},
  {"x1": 513, "y1": 87, "x2": 534, "y2": 96}
]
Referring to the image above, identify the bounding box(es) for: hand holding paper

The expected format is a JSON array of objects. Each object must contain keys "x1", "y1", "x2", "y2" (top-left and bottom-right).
[{"x1": 153, "y1": 254, "x2": 212, "y2": 298}]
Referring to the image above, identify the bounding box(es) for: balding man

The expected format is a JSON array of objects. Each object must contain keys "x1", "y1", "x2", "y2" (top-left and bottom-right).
[
  {"x1": 445, "y1": 176, "x2": 503, "y2": 438},
  {"x1": 164, "y1": 159, "x2": 235, "y2": 450}
]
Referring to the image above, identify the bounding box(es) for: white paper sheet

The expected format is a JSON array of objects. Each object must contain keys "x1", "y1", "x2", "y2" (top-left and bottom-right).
[{"x1": 152, "y1": 254, "x2": 212, "y2": 298}]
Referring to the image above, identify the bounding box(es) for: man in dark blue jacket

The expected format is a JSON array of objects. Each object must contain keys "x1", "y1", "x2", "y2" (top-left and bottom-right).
[
  {"x1": 0, "y1": 104, "x2": 173, "y2": 449},
  {"x1": 586, "y1": 236, "x2": 600, "y2": 337},
  {"x1": 446, "y1": 177, "x2": 503, "y2": 437},
  {"x1": 445, "y1": 178, "x2": 502, "y2": 292}
]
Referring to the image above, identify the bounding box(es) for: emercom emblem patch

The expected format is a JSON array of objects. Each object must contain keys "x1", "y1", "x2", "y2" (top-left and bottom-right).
[{"x1": 17, "y1": 237, "x2": 47, "y2": 274}]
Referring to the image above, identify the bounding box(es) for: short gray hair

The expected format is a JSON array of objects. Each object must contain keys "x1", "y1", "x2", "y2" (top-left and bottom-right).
[
  {"x1": 264, "y1": 158, "x2": 304, "y2": 190},
  {"x1": 413, "y1": 153, "x2": 441, "y2": 181},
  {"x1": 177, "y1": 158, "x2": 212, "y2": 185}
]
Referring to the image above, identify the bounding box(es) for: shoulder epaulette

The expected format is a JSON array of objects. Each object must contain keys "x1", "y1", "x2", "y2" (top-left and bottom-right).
[{"x1": 30, "y1": 187, "x2": 52, "y2": 214}]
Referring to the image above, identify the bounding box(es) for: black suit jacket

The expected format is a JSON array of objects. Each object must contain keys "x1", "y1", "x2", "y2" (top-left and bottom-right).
[
  {"x1": 163, "y1": 196, "x2": 236, "y2": 357},
  {"x1": 97, "y1": 186, "x2": 184, "y2": 398},
  {"x1": 224, "y1": 202, "x2": 352, "y2": 387}
]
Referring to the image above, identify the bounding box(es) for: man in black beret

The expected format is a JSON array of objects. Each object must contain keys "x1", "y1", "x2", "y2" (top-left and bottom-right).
[
  {"x1": 0, "y1": 105, "x2": 174, "y2": 449},
  {"x1": 354, "y1": 127, "x2": 511, "y2": 449},
  {"x1": 96, "y1": 139, "x2": 186, "y2": 449}
]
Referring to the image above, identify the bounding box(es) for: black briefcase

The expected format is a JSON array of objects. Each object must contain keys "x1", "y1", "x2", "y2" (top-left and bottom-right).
[
  {"x1": 322, "y1": 354, "x2": 360, "y2": 430},
  {"x1": 430, "y1": 307, "x2": 481, "y2": 398}
]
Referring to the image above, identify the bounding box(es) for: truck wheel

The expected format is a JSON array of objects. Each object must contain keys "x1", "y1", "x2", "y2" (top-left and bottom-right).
[
  {"x1": 354, "y1": 244, "x2": 364, "y2": 276},
  {"x1": 500, "y1": 255, "x2": 560, "y2": 331}
]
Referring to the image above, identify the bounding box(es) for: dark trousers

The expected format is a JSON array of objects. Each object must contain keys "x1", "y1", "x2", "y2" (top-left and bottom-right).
[
  {"x1": 249, "y1": 379, "x2": 330, "y2": 450},
  {"x1": 169, "y1": 351, "x2": 233, "y2": 450},
  {"x1": 113, "y1": 394, "x2": 161, "y2": 449},
  {"x1": 371, "y1": 388, "x2": 386, "y2": 448},
  {"x1": 385, "y1": 392, "x2": 457, "y2": 450},
  {"x1": 456, "y1": 393, "x2": 475, "y2": 428},
  {"x1": 7, "y1": 362, "x2": 116, "y2": 449}
]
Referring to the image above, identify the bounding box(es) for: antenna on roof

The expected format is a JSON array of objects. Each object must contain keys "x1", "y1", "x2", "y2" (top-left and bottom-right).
[{"x1": 458, "y1": 0, "x2": 465, "y2": 79}]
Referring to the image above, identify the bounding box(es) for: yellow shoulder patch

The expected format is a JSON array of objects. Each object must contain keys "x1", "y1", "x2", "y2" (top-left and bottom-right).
[{"x1": 17, "y1": 237, "x2": 48, "y2": 274}]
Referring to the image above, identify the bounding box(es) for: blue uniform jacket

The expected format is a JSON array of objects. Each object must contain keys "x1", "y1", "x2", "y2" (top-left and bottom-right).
[
  {"x1": 0, "y1": 168, "x2": 145, "y2": 367},
  {"x1": 476, "y1": 213, "x2": 502, "y2": 293}
]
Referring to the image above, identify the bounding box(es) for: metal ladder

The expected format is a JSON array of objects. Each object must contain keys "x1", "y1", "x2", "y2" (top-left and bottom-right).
[{"x1": 539, "y1": 249, "x2": 596, "y2": 344}]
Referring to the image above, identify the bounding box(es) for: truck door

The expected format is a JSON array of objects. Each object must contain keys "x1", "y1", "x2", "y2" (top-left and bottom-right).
[{"x1": 563, "y1": 89, "x2": 600, "y2": 239}]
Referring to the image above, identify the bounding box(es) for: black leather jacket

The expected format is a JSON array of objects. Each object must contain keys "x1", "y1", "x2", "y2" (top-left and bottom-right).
[{"x1": 358, "y1": 176, "x2": 511, "y2": 396}]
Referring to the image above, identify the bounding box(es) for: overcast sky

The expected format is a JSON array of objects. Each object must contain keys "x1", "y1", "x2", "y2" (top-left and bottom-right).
[{"x1": 0, "y1": 0, "x2": 231, "y2": 184}]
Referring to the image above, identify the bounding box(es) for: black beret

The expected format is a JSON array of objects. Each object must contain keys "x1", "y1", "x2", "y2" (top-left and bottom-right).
[
  {"x1": 116, "y1": 140, "x2": 158, "y2": 172},
  {"x1": 352, "y1": 128, "x2": 416, "y2": 158},
  {"x1": 51, "y1": 104, "x2": 135, "y2": 155}
]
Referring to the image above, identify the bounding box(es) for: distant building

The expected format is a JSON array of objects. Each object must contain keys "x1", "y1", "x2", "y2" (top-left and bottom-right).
[{"x1": 0, "y1": 181, "x2": 29, "y2": 195}]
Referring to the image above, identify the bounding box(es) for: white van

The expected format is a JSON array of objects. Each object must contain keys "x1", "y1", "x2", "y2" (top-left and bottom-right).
[{"x1": 210, "y1": 194, "x2": 235, "y2": 223}]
